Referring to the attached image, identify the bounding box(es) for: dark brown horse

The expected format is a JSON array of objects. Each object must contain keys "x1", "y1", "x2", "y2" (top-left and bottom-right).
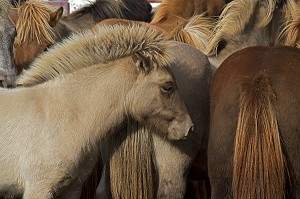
[
  {"x1": 61, "y1": 0, "x2": 152, "y2": 32},
  {"x1": 208, "y1": 45, "x2": 300, "y2": 199}
]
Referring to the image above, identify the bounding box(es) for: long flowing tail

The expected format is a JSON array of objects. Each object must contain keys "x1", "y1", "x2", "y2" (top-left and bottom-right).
[
  {"x1": 232, "y1": 73, "x2": 286, "y2": 199},
  {"x1": 109, "y1": 118, "x2": 156, "y2": 199}
]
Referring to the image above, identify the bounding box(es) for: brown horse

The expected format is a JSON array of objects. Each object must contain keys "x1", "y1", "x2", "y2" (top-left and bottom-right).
[
  {"x1": 150, "y1": 0, "x2": 227, "y2": 33},
  {"x1": 9, "y1": 1, "x2": 66, "y2": 75},
  {"x1": 208, "y1": 45, "x2": 300, "y2": 199},
  {"x1": 60, "y1": 0, "x2": 152, "y2": 32},
  {"x1": 0, "y1": 0, "x2": 16, "y2": 87},
  {"x1": 93, "y1": 13, "x2": 216, "y2": 54}
]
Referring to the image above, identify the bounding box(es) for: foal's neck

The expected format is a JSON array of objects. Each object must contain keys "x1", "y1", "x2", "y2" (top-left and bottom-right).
[{"x1": 55, "y1": 60, "x2": 137, "y2": 143}]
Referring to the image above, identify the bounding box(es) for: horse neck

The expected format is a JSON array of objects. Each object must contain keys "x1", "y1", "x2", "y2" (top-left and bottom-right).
[{"x1": 38, "y1": 59, "x2": 137, "y2": 143}]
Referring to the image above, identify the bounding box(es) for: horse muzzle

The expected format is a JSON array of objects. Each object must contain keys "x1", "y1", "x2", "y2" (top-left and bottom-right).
[{"x1": 167, "y1": 114, "x2": 194, "y2": 140}]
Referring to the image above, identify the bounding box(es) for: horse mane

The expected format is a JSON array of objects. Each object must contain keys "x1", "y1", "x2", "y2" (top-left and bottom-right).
[
  {"x1": 118, "y1": 0, "x2": 152, "y2": 22},
  {"x1": 277, "y1": 0, "x2": 300, "y2": 48},
  {"x1": 151, "y1": 0, "x2": 182, "y2": 23},
  {"x1": 64, "y1": 0, "x2": 124, "y2": 22},
  {"x1": 0, "y1": 0, "x2": 10, "y2": 18},
  {"x1": 17, "y1": 24, "x2": 172, "y2": 86},
  {"x1": 13, "y1": 0, "x2": 56, "y2": 45},
  {"x1": 205, "y1": 0, "x2": 277, "y2": 55},
  {"x1": 168, "y1": 14, "x2": 216, "y2": 52}
]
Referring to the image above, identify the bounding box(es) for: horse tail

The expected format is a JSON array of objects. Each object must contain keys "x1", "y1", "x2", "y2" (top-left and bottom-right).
[
  {"x1": 109, "y1": 118, "x2": 156, "y2": 199},
  {"x1": 232, "y1": 73, "x2": 286, "y2": 199}
]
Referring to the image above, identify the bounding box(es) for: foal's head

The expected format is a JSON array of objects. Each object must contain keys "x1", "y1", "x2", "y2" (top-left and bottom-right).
[{"x1": 125, "y1": 51, "x2": 193, "y2": 140}]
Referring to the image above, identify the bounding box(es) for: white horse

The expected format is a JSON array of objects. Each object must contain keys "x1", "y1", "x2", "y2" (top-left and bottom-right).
[{"x1": 0, "y1": 25, "x2": 193, "y2": 199}]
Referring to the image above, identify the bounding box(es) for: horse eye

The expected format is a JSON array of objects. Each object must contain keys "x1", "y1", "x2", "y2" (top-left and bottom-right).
[{"x1": 161, "y1": 82, "x2": 175, "y2": 93}]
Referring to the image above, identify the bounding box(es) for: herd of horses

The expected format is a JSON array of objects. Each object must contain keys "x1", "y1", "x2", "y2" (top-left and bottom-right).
[{"x1": 0, "y1": 0, "x2": 299, "y2": 198}]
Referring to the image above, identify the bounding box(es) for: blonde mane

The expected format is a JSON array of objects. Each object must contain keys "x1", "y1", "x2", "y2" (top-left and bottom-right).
[
  {"x1": 14, "y1": 0, "x2": 56, "y2": 45},
  {"x1": 277, "y1": 0, "x2": 300, "y2": 48},
  {"x1": 0, "y1": 0, "x2": 10, "y2": 19},
  {"x1": 17, "y1": 24, "x2": 172, "y2": 86},
  {"x1": 205, "y1": 0, "x2": 277, "y2": 55},
  {"x1": 168, "y1": 14, "x2": 216, "y2": 52}
]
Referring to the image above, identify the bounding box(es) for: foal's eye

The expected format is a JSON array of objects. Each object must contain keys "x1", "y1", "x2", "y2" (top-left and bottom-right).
[{"x1": 161, "y1": 81, "x2": 175, "y2": 93}]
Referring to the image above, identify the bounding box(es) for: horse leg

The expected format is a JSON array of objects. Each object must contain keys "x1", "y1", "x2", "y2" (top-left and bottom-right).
[{"x1": 23, "y1": 183, "x2": 55, "y2": 199}]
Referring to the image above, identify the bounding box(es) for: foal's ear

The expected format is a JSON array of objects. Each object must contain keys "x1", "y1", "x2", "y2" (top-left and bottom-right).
[
  {"x1": 132, "y1": 52, "x2": 153, "y2": 73},
  {"x1": 49, "y1": 7, "x2": 64, "y2": 27}
]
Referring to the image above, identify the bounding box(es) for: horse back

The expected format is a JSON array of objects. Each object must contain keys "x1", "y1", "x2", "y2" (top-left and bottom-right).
[{"x1": 209, "y1": 46, "x2": 300, "y2": 198}]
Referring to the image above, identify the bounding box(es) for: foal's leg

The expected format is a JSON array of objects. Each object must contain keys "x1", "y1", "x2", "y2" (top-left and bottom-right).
[{"x1": 23, "y1": 183, "x2": 54, "y2": 199}]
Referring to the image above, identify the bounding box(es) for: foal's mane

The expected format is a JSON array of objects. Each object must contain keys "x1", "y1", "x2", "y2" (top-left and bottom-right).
[
  {"x1": 205, "y1": 0, "x2": 277, "y2": 55},
  {"x1": 64, "y1": 0, "x2": 124, "y2": 22},
  {"x1": 17, "y1": 25, "x2": 172, "y2": 86},
  {"x1": 13, "y1": 0, "x2": 56, "y2": 45},
  {"x1": 0, "y1": 0, "x2": 10, "y2": 18},
  {"x1": 277, "y1": 0, "x2": 300, "y2": 48}
]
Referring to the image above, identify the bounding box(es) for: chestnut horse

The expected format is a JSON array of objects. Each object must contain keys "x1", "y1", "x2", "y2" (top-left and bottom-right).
[
  {"x1": 150, "y1": 0, "x2": 227, "y2": 33},
  {"x1": 208, "y1": 45, "x2": 300, "y2": 199},
  {"x1": 1, "y1": 25, "x2": 193, "y2": 199},
  {"x1": 0, "y1": 0, "x2": 16, "y2": 87},
  {"x1": 9, "y1": 1, "x2": 67, "y2": 75}
]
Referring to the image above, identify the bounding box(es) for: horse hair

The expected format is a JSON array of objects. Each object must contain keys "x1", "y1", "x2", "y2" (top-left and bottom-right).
[{"x1": 17, "y1": 24, "x2": 171, "y2": 86}]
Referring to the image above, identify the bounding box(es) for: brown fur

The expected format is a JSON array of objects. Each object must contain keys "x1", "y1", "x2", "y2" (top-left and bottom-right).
[
  {"x1": 10, "y1": 0, "x2": 64, "y2": 75},
  {"x1": 61, "y1": 0, "x2": 152, "y2": 32},
  {"x1": 151, "y1": 0, "x2": 225, "y2": 24},
  {"x1": 150, "y1": 0, "x2": 207, "y2": 33},
  {"x1": 13, "y1": 1, "x2": 56, "y2": 45},
  {"x1": 208, "y1": 46, "x2": 300, "y2": 198},
  {"x1": 233, "y1": 73, "x2": 286, "y2": 199}
]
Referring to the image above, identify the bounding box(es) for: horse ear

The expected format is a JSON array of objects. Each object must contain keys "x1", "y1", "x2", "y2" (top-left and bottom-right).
[
  {"x1": 49, "y1": 7, "x2": 64, "y2": 27},
  {"x1": 132, "y1": 52, "x2": 153, "y2": 73}
]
